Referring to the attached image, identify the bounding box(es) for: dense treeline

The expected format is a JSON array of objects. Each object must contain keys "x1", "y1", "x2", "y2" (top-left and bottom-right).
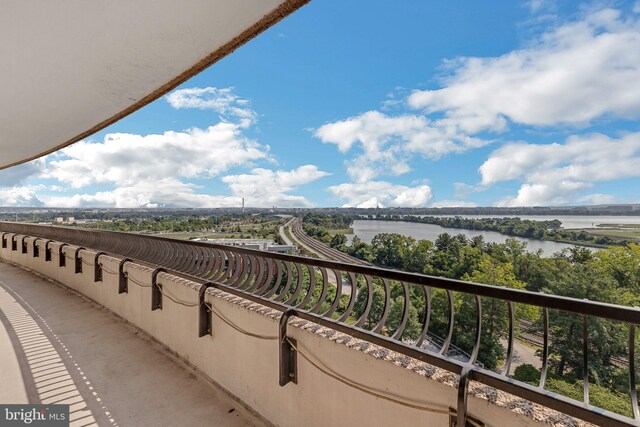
[
  {"x1": 303, "y1": 214, "x2": 356, "y2": 245},
  {"x1": 320, "y1": 230, "x2": 640, "y2": 415},
  {"x1": 303, "y1": 213, "x2": 356, "y2": 229},
  {"x1": 374, "y1": 215, "x2": 631, "y2": 247},
  {"x1": 77, "y1": 214, "x2": 278, "y2": 233}
]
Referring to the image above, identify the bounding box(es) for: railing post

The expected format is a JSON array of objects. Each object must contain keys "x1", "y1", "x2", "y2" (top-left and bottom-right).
[
  {"x1": 118, "y1": 258, "x2": 130, "y2": 294},
  {"x1": 151, "y1": 268, "x2": 166, "y2": 311},
  {"x1": 198, "y1": 282, "x2": 214, "y2": 337},
  {"x1": 32, "y1": 238, "x2": 40, "y2": 258},
  {"x1": 93, "y1": 252, "x2": 106, "y2": 283},
  {"x1": 74, "y1": 247, "x2": 84, "y2": 274},
  {"x1": 457, "y1": 367, "x2": 473, "y2": 427},
  {"x1": 45, "y1": 240, "x2": 52, "y2": 262},
  {"x1": 279, "y1": 309, "x2": 297, "y2": 386},
  {"x1": 58, "y1": 243, "x2": 68, "y2": 267}
]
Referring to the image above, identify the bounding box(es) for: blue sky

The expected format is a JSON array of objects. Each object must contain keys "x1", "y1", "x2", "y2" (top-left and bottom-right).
[{"x1": 1, "y1": 0, "x2": 640, "y2": 208}]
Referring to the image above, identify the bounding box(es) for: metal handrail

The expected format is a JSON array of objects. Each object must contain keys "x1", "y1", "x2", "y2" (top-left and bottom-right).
[{"x1": 1, "y1": 221, "x2": 639, "y2": 426}]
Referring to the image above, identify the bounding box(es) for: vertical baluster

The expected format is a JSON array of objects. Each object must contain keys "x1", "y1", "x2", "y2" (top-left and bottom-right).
[
  {"x1": 630, "y1": 324, "x2": 639, "y2": 419},
  {"x1": 296, "y1": 265, "x2": 316, "y2": 309},
  {"x1": 439, "y1": 290, "x2": 455, "y2": 355},
  {"x1": 338, "y1": 272, "x2": 358, "y2": 322},
  {"x1": 284, "y1": 263, "x2": 305, "y2": 305},
  {"x1": 583, "y1": 315, "x2": 589, "y2": 405},
  {"x1": 263, "y1": 260, "x2": 285, "y2": 298},
  {"x1": 323, "y1": 270, "x2": 344, "y2": 318},
  {"x1": 415, "y1": 286, "x2": 431, "y2": 348},
  {"x1": 469, "y1": 295, "x2": 482, "y2": 365},
  {"x1": 355, "y1": 275, "x2": 373, "y2": 328},
  {"x1": 239, "y1": 255, "x2": 256, "y2": 289},
  {"x1": 310, "y1": 268, "x2": 329, "y2": 313},
  {"x1": 275, "y1": 262, "x2": 294, "y2": 302},
  {"x1": 391, "y1": 282, "x2": 411, "y2": 340},
  {"x1": 539, "y1": 308, "x2": 549, "y2": 389},
  {"x1": 373, "y1": 278, "x2": 391, "y2": 334},
  {"x1": 502, "y1": 301, "x2": 516, "y2": 376},
  {"x1": 249, "y1": 257, "x2": 272, "y2": 293}
]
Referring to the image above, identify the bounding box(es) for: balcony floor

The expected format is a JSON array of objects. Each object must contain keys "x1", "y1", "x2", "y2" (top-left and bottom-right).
[{"x1": 0, "y1": 261, "x2": 265, "y2": 427}]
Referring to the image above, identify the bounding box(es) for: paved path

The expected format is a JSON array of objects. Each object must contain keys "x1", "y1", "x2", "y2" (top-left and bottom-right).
[
  {"x1": 0, "y1": 261, "x2": 264, "y2": 427},
  {"x1": 279, "y1": 218, "x2": 295, "y2": 246}
]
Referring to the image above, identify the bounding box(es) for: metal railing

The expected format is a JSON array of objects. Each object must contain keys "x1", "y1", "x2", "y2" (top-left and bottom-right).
[{"x1": 1, "y1": 221, "x2": 639, "y2": 426}]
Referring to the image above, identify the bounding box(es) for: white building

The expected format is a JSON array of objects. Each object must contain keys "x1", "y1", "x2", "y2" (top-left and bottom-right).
[{"x1": 194, "y1": 238, "x2": 297, "y2": 254}]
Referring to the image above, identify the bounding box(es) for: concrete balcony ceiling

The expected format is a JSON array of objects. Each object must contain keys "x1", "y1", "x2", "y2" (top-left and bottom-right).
[{"x1": 0, "y1": 0, "x2": 308, "y2": 170}]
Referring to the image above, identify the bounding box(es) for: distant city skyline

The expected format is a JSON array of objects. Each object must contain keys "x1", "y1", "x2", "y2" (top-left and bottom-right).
[{"x1": 1, "y1": 0, "x2": 640, "y2": 208}]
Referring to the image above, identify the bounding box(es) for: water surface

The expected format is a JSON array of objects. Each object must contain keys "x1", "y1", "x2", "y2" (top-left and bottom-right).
[{"x1": 348, "y1": 220, "x2": 593, "y2": 257}]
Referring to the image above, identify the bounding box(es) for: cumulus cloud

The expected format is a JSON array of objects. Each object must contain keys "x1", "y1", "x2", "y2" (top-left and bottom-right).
[
  {"x1": 40, "y1": 178, "x2": 240, "y2": 209},
  {"x1": 39, "y1": 166, "x2": 329, "y2": 209},
  {"x1": 431, "y1": 200, "x2": 478, "y2": 208},
  {"x1": 408, "y1": 8, "x2": 640, "y2": 133},
  {"x1": 165, "y1": 87, "x2": 256, "y2": 125},
  {"x1": 481, "y1": 132, "x2": 640, "y2": 206},
  {"x1": 328, "y1": 181, "x2": 433, "y2": 208},
  {"x1": 315, "y1": 111, "x2": 488, "y2": 182},
  {"x1": 222, "y1": 165, "x2": 329, "y2": 207},
  {"x1": 44, "y1": 123, "x2": 268, "y2": 188},
  {"x1": 578, "y1": 193, "x2": 617, "y2": 205},
  {"x1": 315, "y1": 6, "x2": 640, "y2": 204},
  {"x1": 0, "y1": 85, "x2": 330, "y2": 208},
  {"x1": 0, "y1": 186, "x2": 44, "y2": 207},
  {"x1": 0, "y1": 159, "x2": 45, "y2": 187}
]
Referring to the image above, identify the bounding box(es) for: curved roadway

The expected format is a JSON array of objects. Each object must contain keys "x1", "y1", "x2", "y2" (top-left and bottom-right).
[{"x1": 288, "y1": 218, "x2": 370, "y2": 265}]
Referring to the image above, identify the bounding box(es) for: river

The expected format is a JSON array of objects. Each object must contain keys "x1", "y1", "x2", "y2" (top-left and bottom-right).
[
  {"x1": 423, "y1": 215, "x2": 640, "y2": 230},
  {"x1": 344, "y1": 218, "x2": 616, "y2": 257}
]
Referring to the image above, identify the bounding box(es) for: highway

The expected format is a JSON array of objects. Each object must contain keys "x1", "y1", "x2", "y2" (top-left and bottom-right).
[{"x1": 286, "y1": 218, "x2": 370, "y2": 265}]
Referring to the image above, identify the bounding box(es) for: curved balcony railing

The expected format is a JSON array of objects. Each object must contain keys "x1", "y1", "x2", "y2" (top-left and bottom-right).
[{"x1": 1, "y1": 221, "x2": 639, "y2": 426}]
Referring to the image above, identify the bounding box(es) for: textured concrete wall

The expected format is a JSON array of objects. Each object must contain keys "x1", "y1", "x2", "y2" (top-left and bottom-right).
[{"x1": 0, "y1": 236, "x2": 545, "y2": 427}]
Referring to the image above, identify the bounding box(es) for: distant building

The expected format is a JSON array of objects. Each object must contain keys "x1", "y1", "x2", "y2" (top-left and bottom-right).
[
  {"x1": 193, "y1": 238, "x2": 297, "y2": 254},
  {"x1": 67, "y1": 217, "x2": 75, "y2": 223},
  {"x1": 55, "y1": 217, "x2": 64, "y2": 223}
]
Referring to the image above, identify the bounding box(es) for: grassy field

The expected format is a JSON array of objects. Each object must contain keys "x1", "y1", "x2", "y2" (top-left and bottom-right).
[
  {"x1": 596, "y1": 223, "x2": 640, "y2": 228},
  {"x1": 327, "y1": 228, "x2": 353, "y2": 236},
  {"x1": 588, "y1": 229, "x2": 640, "y2": 241}
]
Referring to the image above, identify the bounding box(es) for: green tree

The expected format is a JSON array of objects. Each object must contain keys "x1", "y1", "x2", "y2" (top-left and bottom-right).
[
  {"x1": 329, "y1": 233, "x2": 347, "y2": 250},
  {"x1": 459, "y1": 256, "x2": 530, "y2": 369},
  {"x1": 371, "y1": 233, "x2": 416, "y2": 269},
  {"x1": 543, "y1": 264, "x2": 626, "y2": 384},
  {"x1": 401, "y1": 239, "x2": 434, "y2": 274}
]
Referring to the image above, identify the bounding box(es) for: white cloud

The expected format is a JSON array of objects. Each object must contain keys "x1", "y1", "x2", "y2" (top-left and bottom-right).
[
  {"x1": 0, "y1": 159, "x2": 45, "y2": 187},
  {"x1": 578, "y1": 193, "x2": 617, "y2": 205},
  {"x1": 165, "y1": 87, "x2": 256, "y2": 125},
  {"x1": 40, "y1": 165, "x2": 330, "y2": 209},
  {"x1": 328, "y1": 181, "x2": 433, "y2": 208},
  {"x1": 222, "y1": 165, "x2": 329, "y2": 208},
  {"x1": 41, "y1": 178, "x2": 240, "y2": 209},
  {"x1": 481, "y1": 132, "x2": 640, "y2": 206},
  {"x1": 0, "y1": 186, "x2": 44, "y2": 207},
  {"x1": 408, "y1": 8, "x2": 640, "y2": 133},
  {"x1": 315, "y1": 111, "x2": 488, "y2": 182},
  {"x1": 431, "y1": 200, "x2": 478, "y2": 208},
  {"x1": 0, "y1": 84, "x2": 333, "y2": 209},
  {"x1": 44, "y1": 123, "x2": 269, "y2": 188},
  {"x1": 527, "y1": 0, "x2": 551, "y2": 13}
]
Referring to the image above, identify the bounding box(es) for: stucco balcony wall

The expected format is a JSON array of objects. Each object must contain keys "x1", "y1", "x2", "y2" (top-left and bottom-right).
[{"x1": 0, "y1": 235, "x2": 548, "y2": 427}]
